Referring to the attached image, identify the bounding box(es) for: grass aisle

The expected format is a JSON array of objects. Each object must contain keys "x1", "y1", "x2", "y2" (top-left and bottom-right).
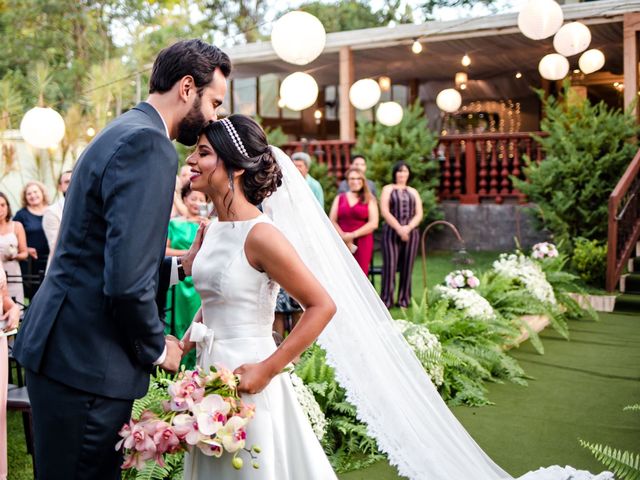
[{"x1": 339, "y1": 311, "x2": 640, "y2": 479}]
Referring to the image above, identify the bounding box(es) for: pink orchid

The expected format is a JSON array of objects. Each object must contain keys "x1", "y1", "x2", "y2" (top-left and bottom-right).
[
  {"x1": 152, "y1": 421, "x2": 181, "y2": 455},
  {"x1": 172, "y1": 413, "x2": 204, "y2": 446},
  {"x1": 168, "y1": 377, "x2": 205, "y2": 412},
  {"x1": 196, "y1": 437, "x2": 224, "y2": 457},
  {"x1": 239, "y1": 401, "x2": 256, "y2": 420},
  {"x1": 120, "y1": 419, "x2": 157, "y2": 455},
  {"x1": 217, "y1": 366, "x2": 238, "y2": 389},
  {"x1": 194, "y1": 394, "x2": 231, "y2": 436},
  {"x1": 121, "y1": 450, "x2": 154, "y2": 470},
  {"x1": 218, "y1": 416, "x2": 248, "y2": 453}
]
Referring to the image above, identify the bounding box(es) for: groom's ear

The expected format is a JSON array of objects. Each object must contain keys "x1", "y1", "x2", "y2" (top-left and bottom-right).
[{"x1": 177, "y1": 75, "x2": 196, "y2": 102}]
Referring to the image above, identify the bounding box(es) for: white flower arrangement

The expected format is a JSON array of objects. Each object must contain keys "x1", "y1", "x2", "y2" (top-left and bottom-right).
[
  {"x1": 492, "y1": 253, "x2": 557, "y2": 305},
  {"x1": 435, "y1": 285, "x2": 497, "y2": 322},
  {"x1": 444, "y1": 269, "x2": 480, "y2": 289},
  {"x1": 531, "y1": 242, "x2": 559, "y2": 260},
  {"x1": 394, "y1": 320, "x2": 444, "y2": 386},
  {"x1": 290, "y1": 372, "x2": 327, "y2": 441}
]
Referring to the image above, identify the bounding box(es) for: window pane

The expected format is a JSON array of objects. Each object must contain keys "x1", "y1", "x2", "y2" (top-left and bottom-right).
[
  {"x1": 233, "y1": 77, "x2": 257, "y2": 116},
  {"x1": 325, "y1": 85, "x2": 338, "y2": 120},
  {"x1": 259, "y1": 74, "x2": 279, "y2": 118}
]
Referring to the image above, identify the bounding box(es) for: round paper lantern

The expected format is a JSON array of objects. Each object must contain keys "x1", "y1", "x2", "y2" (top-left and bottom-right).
[
  {"x1": 436, "y1": 89, "x2": 462, "y2": 113},
  {"x1": 271, "y1": 11, "x2": 326, "y2": 65},
  {"x1": 20, "y1": 107, "x2": 66, "y2": 149},
  {"x1": 349, "y1": 79, "x2": 381, "y2": 110},
  {"x1": 553, "y1": 22, "x2": 591, "y2": 57},
  {"x1": 517, "y1": 0, "x2": 563, "y2": 40},
  {"x1": 538, "y1": 53, "x2": 569, "y2": 80},
  {"x1": 376, "y1": 102, "x2": 403, "y2": 126},
  {"x1": 279, "y1": 72, "x2": 319, "y2": 111},
  {"x1": 579, "y1": 49, "x2": 605, "y2": 74}
]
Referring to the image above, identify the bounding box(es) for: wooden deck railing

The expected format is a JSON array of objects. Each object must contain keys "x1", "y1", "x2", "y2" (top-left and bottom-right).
[
  {"x1": 606, "y1": 147, "x2": 640, "y2": 292},
  {"x1": 282, "y1": 132, "x2": 547, "y2": 202}
]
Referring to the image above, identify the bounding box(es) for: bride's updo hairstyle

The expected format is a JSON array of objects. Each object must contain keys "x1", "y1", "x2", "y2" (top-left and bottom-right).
[{"x1": 201, "y1": 115, "x2": 282, "y2": 207}]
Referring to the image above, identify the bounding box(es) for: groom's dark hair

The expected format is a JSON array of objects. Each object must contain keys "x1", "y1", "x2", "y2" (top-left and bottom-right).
[{"x1": 149, "y1": 39, "x2": 231, "y2": 95}]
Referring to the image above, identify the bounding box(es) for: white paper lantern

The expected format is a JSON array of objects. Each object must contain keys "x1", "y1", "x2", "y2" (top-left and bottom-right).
[
  {"x1": 553, "y1": 22, "x2": 591, "y2": 57},
  {"x1": 538, "y1": 53, "x2": 569, "y2": 80},
  {"x1": 579, "y1": 49, "x2": 605, "y2": 74},
  {"x1": 376, "y1": 102, "x2": 403, "y2": 126},
  {"x1": 271, "y1": 11, "x2": 326, "y2": 65},
  {"x1": 436, "y1": 89, "x2": 462, "y2": 113},
  {"x1": 20, "y1": 106, "x2": 66, "y2": 149},
  {"x1": 279, "y1": 72, "x2": 319, "y2": 111},
  {"x1": 517, "y1": 0, "x2": 563, "y2": 40},
  {"x1": 349, "y1": 79, "x2": 381, "y2": 110}
]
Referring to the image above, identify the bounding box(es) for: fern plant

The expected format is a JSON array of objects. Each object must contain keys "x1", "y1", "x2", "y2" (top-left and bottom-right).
[
  {"x1": 579, "y1": 404, "x2": 640, "y2": 480},
  {"x1": 294, "y1": 344, "x2": 384, "y2": 472}
]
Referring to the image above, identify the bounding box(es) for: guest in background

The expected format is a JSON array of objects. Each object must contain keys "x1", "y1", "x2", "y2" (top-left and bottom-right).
[
  {"x1": 14, "y1": 181, "x2": 50, "y2": 295},
  {"x1": 0, "y1": 193, "x2": 27, "y2": 304},
  {"x1": 171, "y1": 165, "x2": 193, "y2": 218},
  {"x1": 292, "y1": 151, "x2": 324, "y2": 207},
  {"x1": 330, "y1": 167, "x2": 379, "y2": 275},
  {"x1": 337, "y1": 155, "x2": 378, "y2": 197},
  {"x1": 0, "y1": 264, "x2": 21, "y2": 480},
  {"x1": 165, "y1": 183, "x2": 209, "y2": 368},
  {"x1": 43, "y1": 170, "x2": 72, "y2": 273},
  {"x1": 380, "y1": 161, "x2": 423, "y2": 308}
]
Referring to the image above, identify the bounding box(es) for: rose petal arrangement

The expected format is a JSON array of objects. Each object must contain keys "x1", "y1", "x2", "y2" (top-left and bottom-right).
[{"x1": 116, "y1": 365, "x2": 260, "y2": 471}]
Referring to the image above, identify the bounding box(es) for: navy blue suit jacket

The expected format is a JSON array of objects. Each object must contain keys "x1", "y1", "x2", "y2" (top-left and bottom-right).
[{"x1": 13, "y1": 102, "x2": 178, "y2": 400}]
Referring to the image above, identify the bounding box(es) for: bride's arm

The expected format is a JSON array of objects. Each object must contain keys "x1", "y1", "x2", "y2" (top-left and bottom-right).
[{"x1": 237, "y1": 223, "x2": 336, "y2": 394}]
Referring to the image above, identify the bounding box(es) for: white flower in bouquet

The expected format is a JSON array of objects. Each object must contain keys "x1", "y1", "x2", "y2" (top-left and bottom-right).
[
  {"x1": 290, "y1": 373, "x2": 327, "y2": 440},
  {"x1": 531, "y1": 242, "x2": 558, "y2": 260},
  {"x1": 444, "y1": 269, "x2": 480, "y2": 289},
  {"x1": 394, "y1": 320, "x2": 444, "y2": 386},
  {"x1": 435, "y1": 285, "x2": 496, "y2": 322},
  {"x1": 492, "y1": 253, "x2": 556, "y2": 305}
]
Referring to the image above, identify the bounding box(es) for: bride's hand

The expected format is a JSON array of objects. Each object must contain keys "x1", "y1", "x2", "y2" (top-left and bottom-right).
[{"x1": 234, "y1": 362, "x2": 274, "y2": 395}]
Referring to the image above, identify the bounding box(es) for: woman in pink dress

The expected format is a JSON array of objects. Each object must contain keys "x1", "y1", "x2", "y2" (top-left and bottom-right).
[
  {"x1": 330, "y1": 167, "x2": 379, "y2": 274},
  {"x1": 0, "y1": 263, "x2": 21, "y2": 480}
]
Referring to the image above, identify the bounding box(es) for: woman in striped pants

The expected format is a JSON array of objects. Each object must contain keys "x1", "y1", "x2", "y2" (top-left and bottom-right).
[{"x1": 380, "y1": 161, "x2": 423, "y2": 308}]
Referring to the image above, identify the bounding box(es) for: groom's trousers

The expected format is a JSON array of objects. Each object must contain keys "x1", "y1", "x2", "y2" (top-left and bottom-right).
[{"x1": 26, "y1": 370, "x2": 133, "y2": 480}]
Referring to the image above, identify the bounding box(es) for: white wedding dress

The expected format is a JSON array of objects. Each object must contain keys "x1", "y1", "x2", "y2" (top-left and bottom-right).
[{"x1": 184, "y1": 214, "x2": 337, "y2": 480}]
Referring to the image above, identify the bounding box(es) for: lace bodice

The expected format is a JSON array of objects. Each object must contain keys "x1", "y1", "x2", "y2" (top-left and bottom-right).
[{"x1": 191, "y1": 214, "x2": 280, "y2": 339}]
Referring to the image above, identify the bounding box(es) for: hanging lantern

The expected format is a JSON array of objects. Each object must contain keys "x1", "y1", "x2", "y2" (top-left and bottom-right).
[
  {"x1": 279, "y1": 72, "x2": 319, "y2": 111},
  {"x1": 376, "y1": 102, "x2": 403, "y2": 127},
  {"x1": 579, "y1": 49, "x2": 605, "y2": 74},
  {"x1": 271, "y1": 11, "x2": 326, "y2": 65},
  {"x1": 538, "y1": 53, "x2": 569, "y2": 80},
  {"x1": 411, "y1": 40, "x2": 423, "y2": 54},
  {"x1": 517, "y1": 0, "x2": 563, "y2": 40},
  {"x1": 378, "y1": 76, "x2": 391, "y2": 92},
  {"x1": 20, "y1": 106, "x2": 66, "y2": 149},
  {"x1": 349, "y1": 79, "x2": 381, "y2": 110},
  {"x1": 461, "y1": 54, "x2": 471, "y2": 67},
  {"x1": 436, "y1": 89, "x2": 462, "y2": 113},
  {"x1": 553, "y1": 22, "x2": 591, "y2": 57},
  {"x1": 455, "y1": 72, "x2": 468, "y2": 87}
]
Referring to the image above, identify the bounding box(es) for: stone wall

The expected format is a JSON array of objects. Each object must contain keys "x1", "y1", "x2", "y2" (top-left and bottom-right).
[{"x1": 426, "y1": 201, "x2": 550, "y2": 252}]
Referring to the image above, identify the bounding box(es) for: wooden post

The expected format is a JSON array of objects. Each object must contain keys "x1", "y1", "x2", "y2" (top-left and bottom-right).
[
  {"x1": 339, "y1": 46, "x2": 355, "y2": 141},
  {"x1": 460, "y1": 139, "x2": 479, "y2": 204},
  {"x1": 623, "y1": 13, "x2": 640, "y2": 121}
]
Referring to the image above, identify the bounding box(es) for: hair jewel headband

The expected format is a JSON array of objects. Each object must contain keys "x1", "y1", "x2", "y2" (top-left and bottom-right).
[{"x1": 219, "y1": 118, "x2": 249, "y2": 157}]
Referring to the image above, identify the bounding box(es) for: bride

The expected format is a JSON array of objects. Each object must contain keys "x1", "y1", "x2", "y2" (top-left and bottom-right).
[{"x1": 180, "y1": 114, "x2": 611, "y2": 480}]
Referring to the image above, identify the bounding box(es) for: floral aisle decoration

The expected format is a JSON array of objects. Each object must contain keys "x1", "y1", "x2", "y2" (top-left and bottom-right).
[
  {"x1": 394, "y1": 319, "x2": 444, "y2": 386},
  {"x1": 434, "y1": 284, "x2": 496, "y2": 322},
  {"x1": 118, "y1": 366, "x2": 260, "y2": 477},
  {"x1": 531, "y1": 242, "x2": 559, "y2": 260},
  {"x1": 289, "y1": 372, "x2": 327, "y2": 441},
  {"x1": 445, "y1": 269, "x2": 480, "y2": 289},
  {"x1": 492, "y1": 253, "x2": 557, "y2": 305}
]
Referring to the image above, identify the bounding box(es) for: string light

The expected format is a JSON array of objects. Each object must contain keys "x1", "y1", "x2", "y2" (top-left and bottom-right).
[
  {"x1": 411, "y1": 39, "x2": 423, "y2": 54},
  {"x1": 461, "y1": 54, "x2": 471, "y2": 67},
  {"x1": 515, "y1": 72, "x2": 523, "y2": 79}
]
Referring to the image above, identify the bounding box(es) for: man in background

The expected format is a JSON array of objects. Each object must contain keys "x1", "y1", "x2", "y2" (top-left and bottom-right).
[
  {"x1": 338, "y1": 154, "x2": 378, "y2": 197},
  {"x1": 292, "y1": 151, "x2": 324, "y2": 207}
]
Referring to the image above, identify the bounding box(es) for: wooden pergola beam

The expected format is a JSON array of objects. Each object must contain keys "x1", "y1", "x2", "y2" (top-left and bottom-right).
[
  {"x1": 339, "y1": 46, "x2": 355, "y2": 141},
  {"x1": 623, "y1": 12, "x2": 640, "y2": 120}
]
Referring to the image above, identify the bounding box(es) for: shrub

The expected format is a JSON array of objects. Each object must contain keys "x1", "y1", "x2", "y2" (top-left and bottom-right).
[
  {"x1": 572, "y1": 237, "x2": 607, "y2": 288},
  {"x1": 512, "y1": 82, "x2": 639, "y2": 248}
]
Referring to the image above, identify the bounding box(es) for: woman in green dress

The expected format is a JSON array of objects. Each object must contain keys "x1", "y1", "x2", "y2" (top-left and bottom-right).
[{"x1": 165, "y1": 183, "x2": 209, "y2": 368}]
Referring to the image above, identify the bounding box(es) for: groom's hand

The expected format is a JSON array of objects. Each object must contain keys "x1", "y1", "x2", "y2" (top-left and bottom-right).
[
  {"x1": 160, "y1": 335, "x2": 184, "y2": 372},
  {"x1": 179, "y1": 222, "x2": 206, "y2": 277}
]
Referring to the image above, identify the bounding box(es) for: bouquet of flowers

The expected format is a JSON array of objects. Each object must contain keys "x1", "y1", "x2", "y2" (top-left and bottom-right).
[
  {"x1": 116, "y1": 365, "x2": 260, "y2": 472},
  {"x1": 444, "y1": 269, "x2": 480, "y2": 289},
  {"x1": 531, "y1": 242, "x2": 559, "y2": 260}
]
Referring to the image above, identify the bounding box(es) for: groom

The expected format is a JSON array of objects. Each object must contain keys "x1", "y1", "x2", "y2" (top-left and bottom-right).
[{"x1": 13, "y1": 39, "x2": 230, "y2": 479}]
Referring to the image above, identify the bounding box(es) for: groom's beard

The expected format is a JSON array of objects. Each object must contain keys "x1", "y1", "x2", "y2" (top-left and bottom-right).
[{"x1": 176, "y1": 95, "x2": 206, "y2": 146}]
